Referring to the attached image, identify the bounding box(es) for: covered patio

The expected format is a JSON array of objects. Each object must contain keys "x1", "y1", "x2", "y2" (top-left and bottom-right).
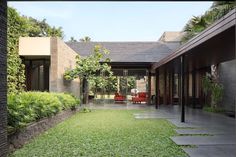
[
  {"x1": 134, "y1": 105, "x2": 236, "y2": 157},
  {"x1": 152, "y1": 9, "x2": 236, "y2": 122}
]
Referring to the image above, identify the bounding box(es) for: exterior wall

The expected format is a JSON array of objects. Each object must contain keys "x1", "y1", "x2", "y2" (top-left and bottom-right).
[
  {"x1": 219, "y1": 59, "x2": 236, "y2": 112},
  {"x1": 50, "y1": 38, "x2": 80, "y2": 97},
  {"x1": 19, "y1": 37, "x2": 51, "y2": 56},
  {"x1": 0, "y1": 1, "x2": 8, "y2": 156}
]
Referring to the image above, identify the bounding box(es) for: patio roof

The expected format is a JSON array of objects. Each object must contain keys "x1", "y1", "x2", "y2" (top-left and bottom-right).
[
  {"x1": 66, "y1": 41, "x2": 179, "y2": 63},
  {"x1": 152, "y1": 9, "x2": 236, "y2": 71}
]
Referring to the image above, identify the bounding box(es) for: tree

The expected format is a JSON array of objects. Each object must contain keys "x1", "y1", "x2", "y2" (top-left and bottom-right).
[
  {"x1": 79, "y1": 36, "x2": 91, "y2": 42},
  {"x1": 64, "y1": 45, "x2": 113, "y2": 104},
  {"x1": 181, "y1": 1, "x2": 235, "y2": 43},
  {"x1": 7, "y1": 7, "x2": 64, "y2": 94},
  {"x1": 69, "y1": 37, "x2": 77, "y2": 42}
]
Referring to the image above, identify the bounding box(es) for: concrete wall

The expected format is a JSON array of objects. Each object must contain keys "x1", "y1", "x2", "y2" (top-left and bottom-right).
[
  {"x1": 50, "y1": 38, "x2": 80, "y2": 97},
  {"x1": 219, "y1": 59, "x2": 236, "y2": 112},
  {"x1": 19, "y1": 37, "x2": 51, "y2": 56},
  {"x1": 0, "y1": 1, "x2": 8, "y2": 156}
]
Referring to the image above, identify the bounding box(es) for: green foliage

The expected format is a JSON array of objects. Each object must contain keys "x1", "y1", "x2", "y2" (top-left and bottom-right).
[
  {"x1": 64, "y1": 45, "x2": 113, "y2": 103},
  {"x1": 203, "y1": 106, "x2": 225, "y2": 113},
  {"x1": 64, "y1": 45, "x2": 112, "y2": 81},
  {"x1": 7, "y1": 7, "x2": 28, "y2": 93},
  {"x1": 7, "y1": 7, "x2": 64, "y2": 94},
  {"x1": 79, "y1": 36, "x2": 91, "y2": 42},
  {"x1": 181, "y1": 1, "x2": 236, "y2": 43},
  {"x1": 79, "y1": 107, "x2": 92, "y2": 113},
  {"x1": 202, "y1": 73, "x2": 224, "y2": 108},
  {"x1": 10, "y1": 110, "x2": 187, "y2": 157},
  {"x1": 202, "y1": 74, "x2": 212, "y2": 95},
  {"x1": 211, "y1": 83, "x2": 224, "y2": 108},
  {"x1": 7, "y1": 92, "x2": 80, "y2": 134}
]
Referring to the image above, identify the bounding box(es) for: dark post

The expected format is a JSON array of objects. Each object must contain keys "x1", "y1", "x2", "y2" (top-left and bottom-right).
[
  {"x1": 192, "y1": 70, "x2": 196, "y2": 108},
  {"x1": 163, "y1": 68, "x2": 167, "y2": 105},
  {"x1": 155, "y1": 69, "x2": 159, "y2": 109},
  {"x1": 180, "y1": 55, "x2": 185, "y2": 122},
  {"x1": 147, "y1": 70, "x2": 151, "y2": 105},
  {"x1": 0, "y1": 0, "x2": 8, "y2": 156}
]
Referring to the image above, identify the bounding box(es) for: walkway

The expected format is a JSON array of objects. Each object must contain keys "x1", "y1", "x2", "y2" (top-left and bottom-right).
[
  {"x1": 134, "y1": 105, "x2": 236, "y2": 157},
  {"x1": 86, "y1": 102, "x2": 155, "y2": 110}
]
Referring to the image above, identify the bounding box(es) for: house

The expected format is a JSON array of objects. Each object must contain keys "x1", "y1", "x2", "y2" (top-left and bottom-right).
[{"x1": 18, "y1": 10, "x2": 236, "y2": 116}]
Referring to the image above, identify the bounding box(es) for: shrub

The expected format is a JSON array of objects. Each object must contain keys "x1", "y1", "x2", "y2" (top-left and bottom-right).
[{"x1": 7, "y1": 92, "x2": 80, "y2": 134}]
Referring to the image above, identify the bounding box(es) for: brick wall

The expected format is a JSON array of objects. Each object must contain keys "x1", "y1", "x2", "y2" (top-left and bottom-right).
[
  {"x1": 219, "y1": 59, "x2": 236, "y2": 112},
  {"x1": 0, "y1": 0, "x2": 8, "y2": 156},
  {"x1": 50, "y1": 38, "x2": 80, "y2": 97}
]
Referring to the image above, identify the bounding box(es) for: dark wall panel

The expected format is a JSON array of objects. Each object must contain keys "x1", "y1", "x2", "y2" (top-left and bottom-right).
[
  {"x1": 219, "y1": 59, "x2": 236, "y2": 112},
  {"x1": 0, "y1": 0, "x2": 8, "y2": 156}
]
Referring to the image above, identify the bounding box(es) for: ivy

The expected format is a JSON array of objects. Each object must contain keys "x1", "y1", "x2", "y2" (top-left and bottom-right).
[{"x1": 7, "y1": 7, "x2": 64, "y2": 94}]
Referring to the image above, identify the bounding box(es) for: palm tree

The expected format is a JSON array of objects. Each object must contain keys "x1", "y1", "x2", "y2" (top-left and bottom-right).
[
  {"x1": 69, "y1": 37, "x2": 77, "y2": 42},
  {"x1": 181, "y1": 1, "x2": 235, "y2": 43},
  {"x1": 79, "y1": 36, "x2": 91, "y2": 42},
  {"x1": 181, "y1": 15, "x2": 209, "y2": 43}
]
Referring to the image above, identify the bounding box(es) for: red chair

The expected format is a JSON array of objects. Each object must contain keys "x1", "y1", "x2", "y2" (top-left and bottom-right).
[
  {"x1": 114, "y1": 92, "x2": 126, "y2": 101},
  {"x1": 132, "y1": 92, "x2": 147, "y2": 104}
]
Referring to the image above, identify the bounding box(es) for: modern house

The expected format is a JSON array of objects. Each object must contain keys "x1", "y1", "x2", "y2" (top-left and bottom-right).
[
  {"x1": 19, "y1": 37, "x2": 80, "y2": 97},
  {"x1": 18, "y1": 9, "x2": 236, "y2": 116}
]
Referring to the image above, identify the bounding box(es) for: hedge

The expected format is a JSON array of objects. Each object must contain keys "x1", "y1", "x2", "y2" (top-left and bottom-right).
[{"x1": 7, "y1": 92, "x2": 80, "y2": 134}]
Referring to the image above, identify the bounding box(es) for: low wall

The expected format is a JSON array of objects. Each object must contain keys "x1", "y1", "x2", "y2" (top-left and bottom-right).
[{"x1": 8, "y1": 108, "x2": 79, "y2": 153}]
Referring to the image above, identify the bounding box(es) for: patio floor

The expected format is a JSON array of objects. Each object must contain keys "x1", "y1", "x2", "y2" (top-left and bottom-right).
[{"x1": 133, "y1": 105, "x2": 236, "y2": 157}]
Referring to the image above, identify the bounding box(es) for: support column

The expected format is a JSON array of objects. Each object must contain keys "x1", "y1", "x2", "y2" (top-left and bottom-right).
[
  {"x1": 0, "y1": 1, "x2": 8, "y2": 156},
  {"x1": 147, "y1": 70, "x2": 151, "y2": 105},
  {"x1": 163, "y1": 68, "x2": 167, "y2": 105},
  {"x1": 169, "y1": 70, "x2": 173, "y2": 105},
  {"x1": 155, "y1": 69, "x2": 159, "y2": 109},
  {"x1": 180, "y1": 55, "x2": 185, "y2": 122},
  {"x1": 185, "y1": 71, "x2": 189, "y2": 106},
  {"x1": 192, "y1": 70, "x2": 196, "y2": 108}
]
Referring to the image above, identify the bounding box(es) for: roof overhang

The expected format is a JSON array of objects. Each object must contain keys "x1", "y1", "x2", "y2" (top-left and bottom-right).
[{"x1": 152, "y1": 9, "x2": 236, "y2": 70}]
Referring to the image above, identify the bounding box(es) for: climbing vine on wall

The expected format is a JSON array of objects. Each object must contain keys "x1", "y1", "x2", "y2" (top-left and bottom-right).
[{"x1": 7, "y1": 7, "x2": 63, "y2": 94}]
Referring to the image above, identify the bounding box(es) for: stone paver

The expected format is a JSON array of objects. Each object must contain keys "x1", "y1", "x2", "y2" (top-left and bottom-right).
[
  {"x1": 171, "y1": 135, "x2": 236, "y2": 145},
  {"x1": 133, "y1": 105, "x2": 236, "y2": 157},
  {"x1": 175, "y1": 129, "x2": 234, "y2": 135},
  {"x1": 183, "y1": 145, "x2": 236, "y2": 157}
]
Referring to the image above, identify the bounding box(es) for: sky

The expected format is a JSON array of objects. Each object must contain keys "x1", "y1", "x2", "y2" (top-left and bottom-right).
[{"x1": 8, "y1": 1, "x2": 213, "y2": 42}]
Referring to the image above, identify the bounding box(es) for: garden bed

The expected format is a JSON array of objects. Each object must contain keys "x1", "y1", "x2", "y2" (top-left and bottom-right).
[{"x1": 8, "y1": 108, "x2": 80, "y2": 152}]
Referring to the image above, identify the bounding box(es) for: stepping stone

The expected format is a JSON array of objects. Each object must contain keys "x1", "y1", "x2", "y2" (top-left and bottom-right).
[
  {"x1": 175, "y1": 129, "x2": 230, "y2": 135},
  {"x1": 167, "y1": 119, "x2": 200, "y2": 128},
  {"x1": 183, "y1": 145, "x2": 236, "y2": 157},
  {"x1": 171, "y1": 135, "x2": 236, "y2": 145}
]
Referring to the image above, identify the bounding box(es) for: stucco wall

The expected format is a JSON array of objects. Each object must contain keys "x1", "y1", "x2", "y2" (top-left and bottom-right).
[
  {"x1": 219, "y1": 59, "x2": 236, "y2": 112},
  {"x1": 19, "y1": 37, "x2": 51, "y2": 56},
  {"x1": 50, "y1": 38, "x2": 80, "y2": 97}
]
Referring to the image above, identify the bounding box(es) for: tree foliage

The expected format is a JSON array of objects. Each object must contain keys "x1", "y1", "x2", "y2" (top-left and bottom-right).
[
  {"x1": 63, "y1": 45, "x2": 113, "y2": 103},
  {"x1": 202, "y1": 72, "x2": 224, "y2": 108},
  {"x1": 64, "y1": 45, "x2": 112, "y2": 81},
  {"x1": 79, "y1": 36, "x2": 91, "y2": 42},
  {"x1": 7, "y1": 7, "x2": 64, "y2": 94},
  {"x1": 181, "y1": 1, "x2": 236, "y2": 43}
]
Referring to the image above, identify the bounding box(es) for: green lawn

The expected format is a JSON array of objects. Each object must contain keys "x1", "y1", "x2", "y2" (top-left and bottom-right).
[{"x1": 10, "y1": 110, "x2": 187, "y2": 157}]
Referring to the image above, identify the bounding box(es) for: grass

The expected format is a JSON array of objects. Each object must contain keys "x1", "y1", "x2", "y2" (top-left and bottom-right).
[{"x1": 10, "y1": 109, "x2": 187, "y2": 157}]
